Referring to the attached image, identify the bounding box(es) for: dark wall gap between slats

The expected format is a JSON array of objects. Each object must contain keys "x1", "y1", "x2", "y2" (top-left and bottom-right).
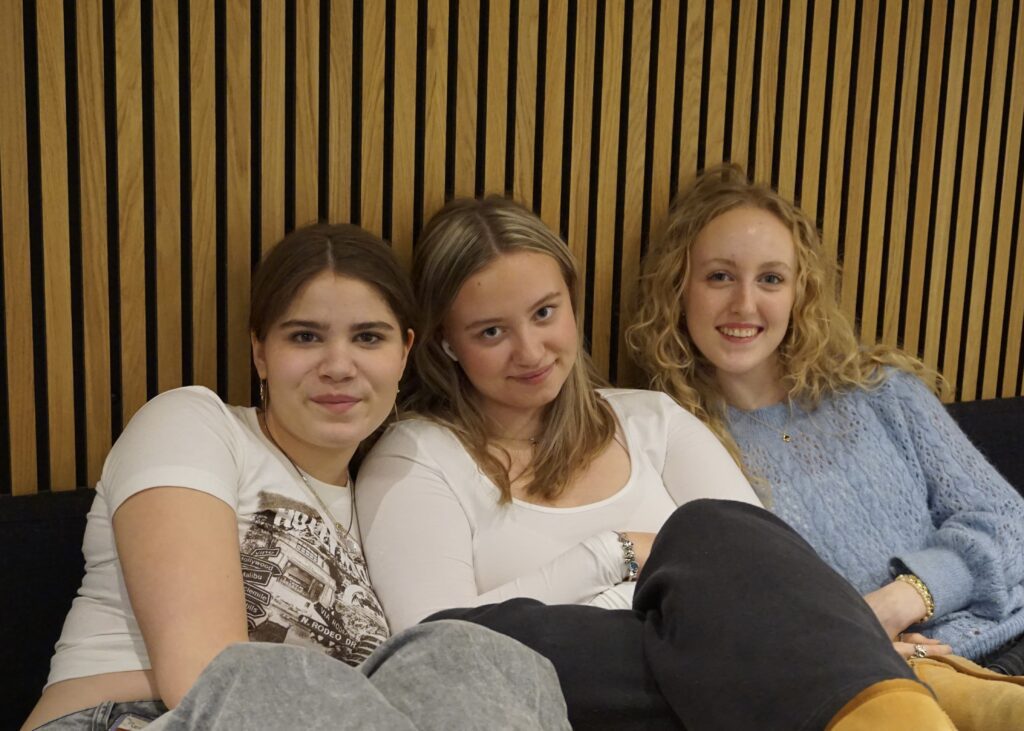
[
  {"x1": 475, "y1": 0, "x2": 490, "y2": 197},
  {"x1": 317, "y1": 0, "x2": 330, "y2": 223},
  {"x1": 530, "y1": 0, "x2": 548, "y2": 213},
  {"x1": 793, "y1": 0, "x2": 815, "y2": 205},
  {"x1": 938, "y1": 0, "x2": 979, "y2": 400},
  {"x1": 383, "y1": 0, "x2": 396, "y2": 241},
  {"x1": 444, "y1": 0, "x2": 458, "y2": 200},
  {"x1": 854, "y1": 8, "x2": 886, "y2": 325},
  {"x1": 956, "y1": 0, "x2": 1001, "y2": 396},
  {"x1": 582, "y1": 0, "x2": 605, "y2": 352},
  {"x1": 103, "y1": 0, "x2": 124, "y2": 437},
  {"x1": 412, "y1": 0, "x2": 427, "y2": 240},
  {"x1": 814, "y1": 0, "x2": 840, "y2": 231},
  {"x1": 179, "y1": 0, "x2": 194, "y2": 385},
  {"x1": 504, "y1": 0, "x2": 520, "y2": 196},
  {"x1": 723, "y1": 0, "x2": 739, "y2": 163},
  {"x1": 746, "y1": 0, "x2": 766, "y2": 176},
  {"x1": 770, "y1": 0, "x2": 792, "y2": 189},
  {"x1": 24, "y1": 0, "x2": 52, "y2": 490},
  {"x1": 696, "y1": 0, "x2": 713, "y2": 172},
  {"x1": 668, "y1": 0, "x2": 686, "y2": 198},
  {"x1": 835, "y1": 0, "x2": 864, "y2": 271},
  {"x1": 351, "y1": 0, "x2": 364, "y2": 223},
  {"x1": 557, "y1": 0, "x2": 577, "y2": 241},
  {"x1": 284, "y1": 1, "x2": 297, "y2": 231},
  {"x1": 897, "y1": 0, "x2": 932, "y2": 350},
  {"x1": 639, "y1": 0, "x2": 661, "y2": 255},
  {"x1": 64, "y1": 0, "x2": 87, "y2": 486},
  {"x1": 609, "y1": 0, "x2": 633, "y2": 385},
  {"x1": 994, "y1": 0, "x2": 1023, "y2": 395},
  {"x1": 142, "y1": 0, "x2": 159, "y2": 398},
  {"x1": 250, "y1": 0, "x2": 264, "y2": 406},
  {"x1": 214, "y1": 0, "x2": 228, "y2": 399}
]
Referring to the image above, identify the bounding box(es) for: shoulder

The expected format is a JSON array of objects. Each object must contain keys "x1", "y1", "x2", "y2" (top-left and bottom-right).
[
  {"x1": 599, "y1": 387, "x2": 683, "y2": 415},
  {"x1": 126, "y1": 386, "x2": 239, "y2": 428}
]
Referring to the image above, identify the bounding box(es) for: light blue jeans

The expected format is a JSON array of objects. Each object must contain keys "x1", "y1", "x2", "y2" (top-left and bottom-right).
[{"x1": 36, "y1": 620, "x2": 569, "y2": 730}]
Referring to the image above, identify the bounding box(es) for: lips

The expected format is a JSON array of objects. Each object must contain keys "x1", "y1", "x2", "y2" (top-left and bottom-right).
[
  {"x1": 511, "y1": 363, "x2": 555, "y2": 385},
  {"x1": 311, "y1": 394, "x2": 361, "y2": 413}
]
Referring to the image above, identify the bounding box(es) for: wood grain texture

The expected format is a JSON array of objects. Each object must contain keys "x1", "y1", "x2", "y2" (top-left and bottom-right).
[
  {"x1": 453, "y1": 0, "x2": 479, "y2": 198},
  {"x1": 261, "y1": 0, "x2": 286, "y2": 252},
  {"x1": 421, "y1": 0, "x2": 449, "y2": 227},
  {"x1": 483, "y1": 0, "x2": 510, "y2": 195},
  {"x1": 327, "y1": 0, "x2": 353, "y2": 224},
  {"x1": 391, "y1": 0, "x2": 418, "y2": 267},
  {"x1": 361, "y1": 0, "x2": 386, "y2": 233},
  {"x1": 294, "y1": 0, "x2": 319, "y2": 228},
  {"x1": 512, "y1": 0, "x2": 539, "y2": 207}
]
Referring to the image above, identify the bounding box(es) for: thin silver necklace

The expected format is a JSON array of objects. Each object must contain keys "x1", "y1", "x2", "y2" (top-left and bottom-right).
[
  {"x1": 258, "y1": 410, "x2": 355, "y2": 540},
  {"x1": 736, "y1": 407, "x2": 793, "y2": 443}
]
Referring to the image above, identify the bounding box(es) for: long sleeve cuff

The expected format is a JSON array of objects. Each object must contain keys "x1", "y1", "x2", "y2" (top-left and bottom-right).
[
  {"x1": 891, "y1": 547, "x2": 974, "y2": 619},
  {"x1": 587, "y1": 530, "x2": 628, "y2": 584}
]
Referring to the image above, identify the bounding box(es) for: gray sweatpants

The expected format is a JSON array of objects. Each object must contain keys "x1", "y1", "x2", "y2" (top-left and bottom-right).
[{"x1": 36, "y1": 620, "x2": 569, "y2": 730}]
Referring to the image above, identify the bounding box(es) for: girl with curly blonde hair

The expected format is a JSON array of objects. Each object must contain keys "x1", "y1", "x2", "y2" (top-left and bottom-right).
[{"x1": 630, "y1": 162, "x2": 1024, "y2": 730}]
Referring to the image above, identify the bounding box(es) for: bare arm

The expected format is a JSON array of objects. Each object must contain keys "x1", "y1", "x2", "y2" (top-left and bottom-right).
[{"x1": 114, "y1": 486, "x2": 248, "y2": 708}]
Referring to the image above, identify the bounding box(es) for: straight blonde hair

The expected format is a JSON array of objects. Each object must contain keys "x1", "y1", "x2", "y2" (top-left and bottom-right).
[
  {"x1": 404, "y1": 196, "x2": 617, "y2": 503},
  {"x1": 627, "y1": 163, "x2": 943, "y2": 481}
]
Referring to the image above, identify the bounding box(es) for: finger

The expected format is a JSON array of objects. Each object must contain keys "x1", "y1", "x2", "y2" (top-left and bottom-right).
[
  {"x1": 901, "y1": 633, "x2": 943, "y2": 645},
  {"x1": 893, "y1": 642, "x2": 954, "y2": 659}
]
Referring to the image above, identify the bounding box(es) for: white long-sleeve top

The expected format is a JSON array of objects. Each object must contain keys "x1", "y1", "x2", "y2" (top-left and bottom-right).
[{"x1": 356, "y1": 389, "x2": 761, "y2": 632}]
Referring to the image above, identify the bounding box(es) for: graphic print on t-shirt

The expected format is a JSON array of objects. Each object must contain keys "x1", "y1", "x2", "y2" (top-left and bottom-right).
[{"x1": 240, "y1": 490, "x2": 388, "y2": 665}]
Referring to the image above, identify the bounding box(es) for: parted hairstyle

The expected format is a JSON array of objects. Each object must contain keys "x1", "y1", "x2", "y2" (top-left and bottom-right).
[
  {"x1": 403, "y1": 196, "x2": 617, "y2": 503},
  {"x1": 627, "y1": 162, "x2": 941, "y2": 475}
]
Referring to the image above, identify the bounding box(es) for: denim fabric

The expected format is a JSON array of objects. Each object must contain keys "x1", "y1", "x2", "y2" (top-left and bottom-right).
[
  {"x1": 432, "y1": 500, "x2": 920, "y2": 731},
  {"x1": 37, "y1": 621, "x2": 567, "y2": 731},
  {"x1": 985, "y1": 633, "x2": 1024, "y2": 676},
  {"x1": 34, "y1": 701, "x2": 167, "y2": 731}
]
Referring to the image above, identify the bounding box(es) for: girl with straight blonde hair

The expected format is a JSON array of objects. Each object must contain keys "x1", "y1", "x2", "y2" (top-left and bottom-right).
[
  {"x1": 630, "y1": 162, "x2": 1024, "y2": 730},
  {"x1": 358, "y1": 195, "x2": 956, "y2": 730}
]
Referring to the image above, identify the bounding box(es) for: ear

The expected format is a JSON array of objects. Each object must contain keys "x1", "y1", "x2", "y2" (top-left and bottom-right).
[
  {"x1": 400, "y1": 329, "x2": 415, "y2": 371},
  {"x1": 251, "y1": 331, "x2": 268, "y2": 379}
]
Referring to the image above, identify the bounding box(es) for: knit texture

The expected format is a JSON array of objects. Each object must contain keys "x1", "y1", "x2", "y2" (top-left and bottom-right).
[{"x1": 728, "y1": 369, "x2": 1024, "y2": 660}]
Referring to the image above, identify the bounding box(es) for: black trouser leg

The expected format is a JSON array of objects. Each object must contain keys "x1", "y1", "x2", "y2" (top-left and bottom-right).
[{"x1": 635, "y1": 499, "x2": 918, "y2": 731}]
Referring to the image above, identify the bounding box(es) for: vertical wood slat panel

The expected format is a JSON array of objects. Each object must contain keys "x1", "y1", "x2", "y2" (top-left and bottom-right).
[
  {"x1": 567, "y1": 1, "x2": 597, "y2": 275},
  {"x1": 483, "y1": 0, "x2": 510, "y2": 195},
  {"x1": 36, "y1": 0, "x2": 76, "y2": 490},
  {"x1": 965, "y1": 0, "x2": 1011, "y2": 400},
  {"x1": 294, "y1": 0, "x2": 318, "y2": 228},
  {"x1": 678, "y1": 1, "x2": 704, "y2": 183},
  {"x1": 327, "y1": 0, "x2": 353, "y2": 225},
  {"x1": 77, "y1": 0, "x2": 111, "y2": 486},
  {"x1": 391, "y1": 0, "x2": 417, "y2": 266},
  {"x1": 589, "y1": 0, "x2": 624, "y2": 373},
  {"x1": 752, "y1": 0, "x2": 780, "y2": 184},
  {"x1": 226, "y1": 0, "x2": 252, "y2": 406},
  {"x1": 0, "y1": 0, "x2": 38, "y2": 493},
  {"x1": 819, "y1": 0, "x2": 854, "y2": 266},
  {"x1": 902, "y1": 1, "x2": 947, "y2": 359},
  {"x1": 798, "y1": 0, "x2": 830, "y2": 221},
  {"x1": 941, "y1": 0, "x2": 991, "y2": 395},
  {"x1": 361, "y1": 0, "x2": 386, "y2": 233},
  {"x1": 776, "y1": 0, "x2": 807, "y2": 200},
  {"x1": 704, "y1": 0, "x2": 729, "y2": 168},
  {"x1": 153, "y1": 0, "x2": 182, "y2": 393},
  {"x1": 995, "y1": 6, "x2": 1024, "y2": 398},
  {"x1": 858, "y1": 0, "x2": 901, "y2": 347},
  {"x1": 729, "y1": 1, "x2": 755, "y2": 173},
  {"x1": 453, "y1": 0, "x2": 479, "y2": 198},
  {"x1": 262, "y1": 0, "x2": 286, "y2": 252},
  {"x1": 537, "y1": 0, "x2": 567, "y2": 233},
  {"x1": 512, "y1": 0, "x2": 539, "y2": 207},
  {"x1": 190, "y1": 0, "x2": 218, "y2": 391},
  {"x1": 115, "y1": 0, "x2": 147, "y2": 426},
  {"x1": 421, "y1": 0, "x2": 448, "y2": 224},
  {"x1": 647, "y1": 0, "x2": 679, "y2": 237}
]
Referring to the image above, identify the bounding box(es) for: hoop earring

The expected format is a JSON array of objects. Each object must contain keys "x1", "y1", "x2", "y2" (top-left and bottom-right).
[{"x1": 392, "y1": 385, "x2": 401, "y2": 421}]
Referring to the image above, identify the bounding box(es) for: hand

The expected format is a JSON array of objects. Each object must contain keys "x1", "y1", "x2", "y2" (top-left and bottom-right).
[
  {"x1": 893, "y1": 632, "x2": 952, "y2": 660},
  {"x1": 620, "y1": 531, "x2": 656, "y2": 573},
  {"x1": 863, "y1": 580, "x2": 930, "y2": 639}
]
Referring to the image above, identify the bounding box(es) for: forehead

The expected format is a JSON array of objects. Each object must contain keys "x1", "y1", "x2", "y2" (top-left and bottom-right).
[
  {"x1": 692, "y1": 207, "x2": 796, "y2": 265},
  {"x1": 449, "y1": 251, "x2": 567, "y2": 314},
  {"x1": 279, "y1": 271, "x2": 398, "y2": 323}
]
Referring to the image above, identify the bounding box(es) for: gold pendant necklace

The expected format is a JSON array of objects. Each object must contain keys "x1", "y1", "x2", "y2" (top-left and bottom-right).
[{"x1": 737, "y1": 409, "x2": 793, "y2": 443}]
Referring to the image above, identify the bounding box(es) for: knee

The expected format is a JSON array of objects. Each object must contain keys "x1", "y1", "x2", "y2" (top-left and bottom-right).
[{"x1": 663, "y1": 498, "x2": 771, "y2": 535}]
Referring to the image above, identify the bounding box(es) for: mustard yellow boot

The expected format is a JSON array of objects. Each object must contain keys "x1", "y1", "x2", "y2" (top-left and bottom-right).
[
  {"x1": 825, "y1": 678, "x2": 956, "y2": 730},
  {"x1": 912, "y1": 655, "x2": 1024, "y2": 731}
]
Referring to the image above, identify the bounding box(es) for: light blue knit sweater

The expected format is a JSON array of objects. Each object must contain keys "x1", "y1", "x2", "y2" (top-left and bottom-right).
[{"x1": 727, "y1": 369, "x2": 1024, "y2": 660}]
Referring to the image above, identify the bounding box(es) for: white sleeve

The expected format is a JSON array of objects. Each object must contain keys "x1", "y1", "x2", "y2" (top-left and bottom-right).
[
  {"x1": 100, "y1": 387, "x2": 241, "y2": 514},
  {"x1": 357, "y1": 425, "x2": 626, "y2": 632},
  {"x1": 659, "y1": 395, "x2": 764, "y2": 508}
]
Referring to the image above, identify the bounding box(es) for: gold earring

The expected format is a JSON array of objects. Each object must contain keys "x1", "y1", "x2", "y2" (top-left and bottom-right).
[{"x1": 259, "y1": 379, "x2": 267, "y2": 410}]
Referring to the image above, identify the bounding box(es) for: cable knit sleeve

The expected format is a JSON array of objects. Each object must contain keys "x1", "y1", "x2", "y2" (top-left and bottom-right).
[{"x1": 877, "y1": 371, "x2": 1024, "y2": 621}]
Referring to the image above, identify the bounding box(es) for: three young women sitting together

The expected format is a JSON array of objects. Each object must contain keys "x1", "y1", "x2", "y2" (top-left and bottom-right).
[{"x1": 25, "y1": 164, "x2": 1023, "y2": 730}]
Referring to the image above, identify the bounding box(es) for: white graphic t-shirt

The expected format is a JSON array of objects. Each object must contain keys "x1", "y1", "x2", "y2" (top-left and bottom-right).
[{"x1": 47, "y1": 387, "x2": 387, "y2": 687}]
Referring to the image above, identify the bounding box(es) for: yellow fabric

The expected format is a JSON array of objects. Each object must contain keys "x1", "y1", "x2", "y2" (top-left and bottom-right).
[
  {"x1": 825, "y1": 678, "x2": 955, "y2": 731},
  {"x1": 912, "y1": 655, "x2": 1024, "y2": 731}
]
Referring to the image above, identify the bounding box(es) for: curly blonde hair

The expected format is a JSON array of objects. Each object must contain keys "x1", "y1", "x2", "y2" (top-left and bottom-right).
[
  {"x1": 627, "y1": 163, "x2": 942, "y2": 478},
  {"x1": 403, "y1": 196, "x2": 617, "y2": 503}
]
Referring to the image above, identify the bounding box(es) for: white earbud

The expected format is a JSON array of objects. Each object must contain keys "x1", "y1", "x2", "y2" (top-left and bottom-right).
[{"x1": 441, "y1": 340, "x2": 459, "y2": 362}]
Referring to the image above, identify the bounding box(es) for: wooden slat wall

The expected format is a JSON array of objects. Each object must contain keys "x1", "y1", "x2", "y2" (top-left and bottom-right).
[{"x1": 1, "y1": 0, "x2": 1022, "y2": 494}]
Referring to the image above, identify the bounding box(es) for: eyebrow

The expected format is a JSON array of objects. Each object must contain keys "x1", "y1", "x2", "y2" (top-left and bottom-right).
[
  {"x1": 277, "y1": 319, "x2": 396, "y2": 332},
  {"x1": 463, "y1": 291, "x2": 562, "y2": 330},
  {"x1": 700, "y1": 257, "x2": 794, "y2": 271}
]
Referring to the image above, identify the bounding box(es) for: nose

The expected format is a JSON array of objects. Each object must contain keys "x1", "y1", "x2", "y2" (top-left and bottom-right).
[
  {"x1": 512, "y1": 328, "x2": 545, "y2": 365},
  {"x1": 729, "y1": 282, "x2": 756, "y2": 316},
  {"x1": 319, "y1": 342, "x2": 357, "y2": 380}
]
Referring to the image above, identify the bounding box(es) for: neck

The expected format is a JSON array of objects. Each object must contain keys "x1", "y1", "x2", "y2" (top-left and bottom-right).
[
  {"x1": 260, "y1": 410, "x2": 352, "y2": 486},
  {"x1": 715, "y1": 362, "x2": 788, "y2": 411},
  {"x1": 479, "y1": 402, "x2": 545, "y2": 443}
]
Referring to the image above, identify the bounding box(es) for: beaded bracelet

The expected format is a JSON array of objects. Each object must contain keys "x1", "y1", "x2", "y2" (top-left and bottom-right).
[
  {"x1": 615, "y1": 532, "x2": 640, "y2": 581},
  {"x1": 895, "y1": 573, "x2": 935, "y2": 622}
]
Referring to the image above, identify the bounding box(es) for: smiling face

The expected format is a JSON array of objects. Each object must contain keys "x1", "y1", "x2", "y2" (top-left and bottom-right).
[
  {"x1": 252, "y1": 270, "x2": 412, "y2": 479},
  {"x1": 682, "y1": 206, "x2": 797, "y2": 405},
  {"x1": 442, "y1": 251, "x2": 578, "y2": 435}
]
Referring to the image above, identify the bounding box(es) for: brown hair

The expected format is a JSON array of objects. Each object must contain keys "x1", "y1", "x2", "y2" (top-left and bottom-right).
[
  {"x1": 250, "y1": 223, "x2": 416, "y2": 341},
  {"x1": 403, "y1": 196, "x2": 617, "y2": 503},
  {"x1": 628, "y1": 163, "x2": 942, "y2": 485}
]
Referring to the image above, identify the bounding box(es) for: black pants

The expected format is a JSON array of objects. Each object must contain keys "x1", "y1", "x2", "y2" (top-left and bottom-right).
[
  {"x1": 428, "y1": 500, "x2": 917, "y2": 731},
  {"x1": 984, "y1": 633, "x2": 1024, "y2": 675}
]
